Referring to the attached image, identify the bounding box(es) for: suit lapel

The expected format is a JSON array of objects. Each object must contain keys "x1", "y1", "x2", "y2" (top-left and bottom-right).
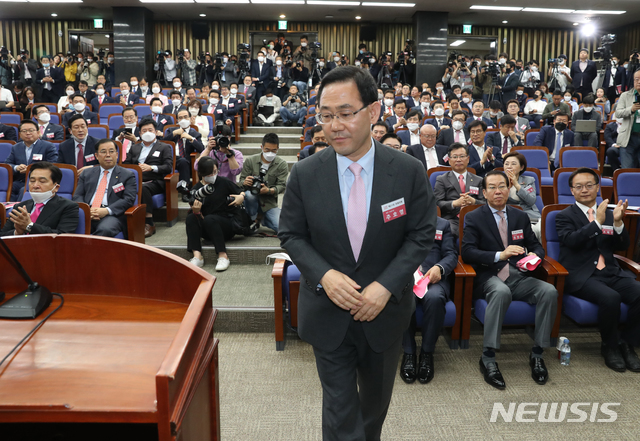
[
  {"x1": 571, "y1": 203, "x2": 589, "y2": 227},
  {"x1": 483, "y1": 204, "x2": 505, "y2": 249},
  {"x1": 107, "y1": 165, "x2": 122, "y2": 201},
  {"x1": 36, "y1": 195, "x2": 58, "y2": 225},
  {"x1": 448, "y1": 171, "x2": 462, "y2": 193},
  {"x1": 85, "y1": 166, "x2": 99, "y2": 202}
]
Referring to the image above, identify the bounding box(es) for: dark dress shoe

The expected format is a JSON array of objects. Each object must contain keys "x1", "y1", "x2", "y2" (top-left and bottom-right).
[
  {"x1": 417, "y1": 352, "x2": 434, "y2": 384},
  {"x1": 144, "y1": 224, "x2": 156, "y2": 238},
  {"x1": 601, "y1": 344, "x2": 626, "y2": 372},
  {"x1": 619, "y1": 342, "x2": 640, "y2": 372},
  {"x1": 529, "y1": 354, "x2": 548, "y2": 385},
  {"x1": 400, "y1": 353, "x2": 417, "y2": 384},
  {"x1": 479, "y1": 357, "x2": 506, "y2": 390}
]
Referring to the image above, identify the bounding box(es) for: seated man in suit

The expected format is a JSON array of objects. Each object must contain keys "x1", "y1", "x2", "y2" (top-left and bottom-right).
[
  {"x1": 0, "y1": 122, "x2": 17, "y2": 142},
  {"x1": 506, "y1": 99, "x2": 533, "y2": 135},
  {"x1": 163, "y1": 90, "x2": 187, "y2": 116},
  {"x1": 73, "y1": 139, "x2": 137, "y2": 237},
  {"x1": 371, "y1": 122, "x2": 388, "y2": 143},
  {"x1": 300, "y1": 125, "x2": 327, "y2": 161},
  {"x1": 57, "y1": 113, "x2": 99, "y2": 174},
  {"x1": 604, "y1": 120, "x2": 621, "y2": 171},
  {"x1": 572, "y1": 94, "x2": 602, "y2": 147},
  {"x1": 0, "y1": 161, "x2": 79, "y2": 236},
  {"x1": 459, "y1": 88, "x2": 473, "y2": 113},
  {"x1": 412, "y1": 91, "x2": 432, "y2": 117},
  {"x1": 445, "y1": 94, "x2": 461, "y2": 117},
  {"x1": 115, "y1": 81, "x2": 140, "y2": 107},
  {"x1": 148, "y1": 98, "x2": 171, "y2": 137},
  {"x1": 398, "y1": 110, "x2": 422, "y2": 147},
  {"x1": 78, "y1": 80, "x2": 97, "y2": 105},
  {"x1": 541, "y1": 90, "x2": 572, "y2": 126},
  {"x1": 461, "y1": 170, "x2": 558, "y2": 389},
  {"x1": 400, "y1": 216, "x2": 458, "y2": 384},
  {"x1": 466, "y1": 100, "x2": 495, "y2": 128},
  {"x1": 228, "y1": 82, "x2": 247, "y2": 110},
  {"x1": 482, "y1": 100, "x2": 504, "y2": 127},
  {"x1": 381, "y1": 133, "x2": 404, "y2": 151},
  {"x1": 379, "y1": 89, "x2": 396, "y2": 121},
  {"x1": 165, "y1": 108, "x2": 204, "y2": 200},
  {"x1": 207, "y1": 90, "x2": 234, "y2": 128},
  {"x1": 557, "y1": 167, "x2": 640, "y2": 372},
  {"x1": 90, "y1": 83, "x2": 114, "y2": 110},
  {"x1": 32, "y1": 105, "x2": 64, "y2": 141},
  {"x1": 406, "y1": 124, "x2": 449, "y2": 171},
  {"x1": 532, "y1": 111, "x2": 574, "y2": 172},
  {"x1": 437, "y1": 110, "x2": 469, "y2": 146},
  {"x1": 61, "y1": 94, "x2": 99, "y2": 130},
  {"x1": 112, "y1": 107, "x2": 142, "y2": 152},
  {"x1": 426, "y1": 100, "x2": 451, "y2": 131},
  {"x1": 486, "y1": 115, "x2": 524, "y2": 156},
  {"x1": 5, "y1": 120, "x2": 58, "y2": 201},
  {"x1": 123, "y1": 118, "x2": 173, "y2": 237},
  {"x1": 219, "y1": 85, "x2": 240, "y2": 118},
  {"x1": 385, "y1": 99, "x2": 408, "y2": 131},
  {"x1": 467, "y1": 120, "x2": 503, "y2": 177},
  {"x1": 238, "y1": 75, "x2": 256, "y2": 104},
  {"x1": 434, "y1": 143, "x2": 485, "y2": 238}
]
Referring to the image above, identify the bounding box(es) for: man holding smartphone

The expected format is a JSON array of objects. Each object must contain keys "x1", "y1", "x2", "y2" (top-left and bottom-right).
[{"x1": 615, "y1": 70, "x2": 640, "y2": 168}]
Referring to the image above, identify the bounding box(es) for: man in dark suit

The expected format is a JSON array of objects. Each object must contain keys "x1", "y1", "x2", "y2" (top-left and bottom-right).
[
  {"x1": 0, "y1": 122, "x2": 17, "y2": 142},
  {"x1": 35, "y1": 55, "x2": 64, "y2": 104},
  {"x1": 485, "y1": 115, "x2": 524, "y2": 156},
  {"x1": 57, "y1": 114, "x2": 99, "y2": 173},
  {"x1": 148, "y1": 97, "x2": 171, "y2": 136},
  {"x1": 0, "y1": 162, "x2": 78, "y2": 236},
  {"x1": 206, "y1": 90, "x2": 234, "y2": 127},
  {"x1": 163, "y1": 90, "x2": 187, "y2": 116},
  {"x1": 219, "y1": 86, "x2": 240, "y2": 118},
  {"x1": 434, "y1": 143, "x2": 485, "y2": 238},
  {"x1": 112, "y1": 107, "x2": 147, "y2": 162},
  {"x1": 78, "y1": 80, "x2": 97, "y2": 105},
  {"x1": 556, "y1": 168, "x2": 640, "y2": 372},
  {"x1": 61, "y1": 94, "x2": 99, "y2": 130},
  {"x1": 15, "y1": 50, "x2": 38, "y2": 87},
  {"x1": 406, "y1": 124, "x2": 449, "y2": 171},
  {"x1": 164, "y1": 108, "x2": 204, "y2": 199},
  {"x1": 90, "y1": 83, "x2": 115, "y2": 110},
  {"x1": 123, "y1": 119, "x2": 173, "y2": 237},
  {"x1": 229, "y1": 82, "x2": 248, "y2": 111},
  {"x1": 278, "y1": 67, "x2": 435, "y2": 441},
  {"x1": 461, "y1": 170, "x2": 558, "y2": 389},
  {"x1": 250, "y1": 51, "x2": 272, "y2": 103},
  {"x1": 467, "y1": 120, "x2": 503, "y2": 177},
  {"x1": 425, "y1": 101, "x2": 451, "y2": 131},
  {"x1": 238, "y1": 75, "x2": 257, "y2": 104},
  {"x1": 570, "y1": 49, "x2": 598, "y2": 99},
  {"x1": 532, "y1": 111, "x2": 574, "y2": 171},
  {"x1": 73, "y1": 139, "x2": 137, "y2": 237},
  {"x1": 437, "y1": 110, "x2": 470, "y2": 146},
  {"x1": 5, "y1": 120, "x2": 58, "y2": 201},
  {"x1": 115, "y1": 81, "x2": 140, "y2": 107},
  {"x1": 499, "y1": 62, "x2": 520, "y2": 108},
  {"x1": 384, "y1": 99, "x2": 408, "y2": 131},
  {"x1": 465, "y1": 100, "x2": 495, "y2": 128},
  {"x1": 602, "y1": 57, "x2": 626, "y2": 104},
  {"x1": 604, "y1": 121, "x2": 622, "y2": 171},
  {"x1": 400, "y1": 217, "x2": 458, "y2": 384},
  {"x1": 32, "y1": 105, "x2": 64, "y2": 141}
]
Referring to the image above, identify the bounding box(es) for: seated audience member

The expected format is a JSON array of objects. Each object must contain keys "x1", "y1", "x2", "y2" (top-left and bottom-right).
[
  {"x1": 238, "y1": 75, "x2": 257, "y2": 104},
  {"x1": 123, "y1": 118, "x2": 173, "y2": 237},
  {"x1": 58, "y1": 84, "x2": 76, "y2": 114},
  {"x1": 482, "y1": 100, "x2": 503, "y2": 127},
  {"x1": 502, "y1": 151, "x2": 541, "y2": 238},
  {"x1": 539, "y1": 82, "x2": 552, "y2": 101},
  {"x1": 280, "y1": 84, "x2": 307, "y2": 127},
  {"x1": 219, "y1": 85, "x2": 239, "y2": 118},
  {"x1": 385, "y1": 99, "x2": 408, "y2": 131},
  {"x1": 72, "y1": 139, "x2": 136, "y2": 237},
  {"x1": 506, "y1": 99, "x2": 531, "y2": 135},
  {"x1": 146, "y1": 81, "x2": 169, "y2": 106},
  {"x1": 533, "y1": 111, "x2": 574, "y2": 172},
  {"x1": 563, "y1": 91, "x2": 579, "y2": 114},
  {"x1": 187, "y1": 99, "x2": 210, "y2": 139},
  {"x1": 466, "y1": 100, "x2": 495, "y2": 128},
  {"x1": 433, "y1": 81, "x2": 447, "y2": 101},
  {"x1": 434, "y1": 143, "x2": 485, "y2": 238},
  {"x1": 446, "y1": 94, "x2": 461, "y2": 116},
  {"x1": 380, "y1": 90, "x2": 396, "y2": 120},
  {"x1": 467, "y1": 120, "x2": 502, "y2": 177},
  {"x1": 541, "y1": 90, "x2": 572, "y2": 125},
  {"x1": 57, "y1": 114, "x2": 99, "y2": 173},
  {"x1": 300, "y1": 126, "x2": 327, "y2": 160},
  {"x1": 165, "y1": 108, "x2": 204, "y2": 200},
  {"x1": 61, "y1": 94, "x2": 98, "y2": 129},
  {"x1": 0, "y1": 162, "x2": 78, "y2": 236},
  {"x1": 406, "y1": 85, "x2": 421, "y2": 109},
  {"x1": 32, "y1": 105, "x2": 64, "y2": 141},
  {"x1": 604, "y1": 120, "x2": 622, "y2": 171},
  {"x1": 380, "y1": 133, "x2": 404, "y2": 151},
  {"x1": 256, "y1": 89, "x2": 282, "y2": 127},
  {"x1": 426, "y1": 101, "x2": 451, "y2": 131},
  {"x1": 400, "y1": 216, "x2": 458, "y2": 384},
  {"x1": 163, "y1": 90, "x2": 187, "y2": 115},
  {"x1": 112, "y1": 107, "x2": 142, "y2": 160},
  {"x1": 414, "y1": 92, "x2": 433, "y2": 117},
  {"x1": 461, "y1": 170, "x2": 557, "y2": 389},
  {"x1": 459, "y1": 88, "x2": 473, "y2": 113},
  {"x1": 90, "y1": 82, "x2": 115, "y2": 111},
  {"x1": 186, "y1": 156, "x2": 246, "y2": 271},
  {"x1": 523, "y1": 89, "x2": 546, "y2": 128},
  {"x1": 0, "y1": 122, "x2": 18, "y2": 142},
  {"x1": 78, "y1": 80, "x2": 96, "y2": 104},
  {"x1": 308, "y1": 141, "x2": 328, "y2": 156},
  {"x1": 486, "y1": 115, "x2": 524, "y2": 156},
  {"x1": 148, "y1": 97, "x2": 171, "y2": 135},
  {"x1": 399, "y1": 110, "x2": 422, "y2": 146},
  {"x1": 229, "y1": 82, "x2": 247, "y2": 110},
  {"x1": 437, "y1": 110, "x2": 469, "y2": 146},
  {"x1": 239, "y1": 133, "x2": 288, "y2": 233},
  {"x1": 557, "y1": 168, "x2": 640, "y2": 372},
  {"x1": 5, "y1": 120, "x2": 58, "y2": 201},
  {"x1": 116, "y1": 81, "x2": 140, "y2": 107},
  {"x1": 184, "y1": 87, "x2": 198, "y2": 105},
  {"x1": 514, "y1": 84, "x2": 527, "y2": 110},
  {"x1": 406, "y1": 124, "x2": 448, "y2": 171},
  {"x1": 207, "y1": 90, "x2": 234, "y2": 128},
  {"x1": 572, "y1": 94, "x2": 602, "y2": 147},
  {"x1": 371, "y1": 122, "x2": 388, "y2": 142},
  {"x1": 594, "y1": 87, "x2": 611, "y2": 116},
  {"x1": 195, "y1": 124, "x2": 243, "y2": 181}
]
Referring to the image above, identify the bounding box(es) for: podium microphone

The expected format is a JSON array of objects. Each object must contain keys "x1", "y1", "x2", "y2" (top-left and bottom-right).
[{"x1": 0, "y1": 237, "x2": 52, "y2": 319}]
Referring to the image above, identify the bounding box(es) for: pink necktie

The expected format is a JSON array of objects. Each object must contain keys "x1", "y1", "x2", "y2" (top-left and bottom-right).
[
  {"x1": 588, "y1": 209, "x2": 606, "y2": 270},
  {"x1": 39, "y1": 125, "x2": 45, "y2": 137},
  {"x1": 30, "y1": 203, "x2": 44, "y2": 223},
  {"x1": 454, "y1": 130, "x2": 460, "y2": 143},
  {"x1": 92, "y1": 170, "x2": 109, "y2": 209},
  {"x1": 458, "y1": 174, "x2": 465, "y2": 193},
  {"x1": 497, "y1": 211, "x2": 510, "y2": 281},
  {"x1": 347, "y1": 163, "x2": 367, "y2": 261},
  {"x1": 122, "y1": 139, "x2": 131, "y2": 162}
]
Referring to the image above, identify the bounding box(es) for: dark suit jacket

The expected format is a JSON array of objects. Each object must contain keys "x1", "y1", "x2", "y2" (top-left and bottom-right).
[
  {"x1": 421, "y1": 217, "x2": 459, "y2": 296},
  {"x1": 468, "y1": 143, "x2": 503, "y2": 177},
  {"x1": 61, "y1": 110, "x2": 99, "y2": 129},
  {"x1": 278, "y1": 142, "x2": 436, "y2": 352},
  {"x1": 39, "y1": 123, "x2": 64, "y2": 141},
  {"x1": 16, "y1": 59, "x2": 38, "y2": 83},
  {"x1": 603, "y1": 66, "x2": 626, "y2": 92},
  {"x1": 221, "y1": 97, "x2": 240, "y2": 117},
  {"x1": 604, "y1": 123, "x2": 619, "y2": 148},
  {"x1": 115, "y1": 93, "x2": 140, "y2": 107},
  {"x1": 147, "y1": 114, "x2": 172, "y2": 134},
  {"x1": 5, "y1": 140, "x2": 58, "y2": 181},
  {"x1": 123, "y1": 141, "x2": 173, "y2": 182},
  {"x1": 208, "y1": 104, "x2": 232, "y2": 123},
  {"x1": 397, "y1": 130, "x2": 413, "y2": 147},
  {"x1": 163, "y1": 127, "x2": 204, "y2": 159},
  {"x1": 384, "y1": 115, "x2": 402, "y2": 131},
  {"x1": 250, "y1": 61, "x2": 271, "y2": 85},
  {"x1": 501, "y1": 72, "x2": 520, "y2": 103},
  {"x1": 557, "y1": 204, "x2": 634, "y2": 292},
  {"x1": 434, "y1": 170, "x2": 485, "y2": 222},
  {"x1": 238, "y1": 85, "x2": 256, "y2": 102},
  {"x1": 532, "y1": 125, "x2": 575, "y2": 167},
  {"x1": 112, "y1": 127, "x2": 141, "y2": 141},
  {"x1": 437, "y1": 127, "x2": 470, "y2": 146},
  {"x1": 90, "y1": 95, "x2": 115, "y2": 111},
  {"x1": 406, "y1": 143, "x2": 449, "y2": 170},
  {"x1": 82, "y1": 89, "x2": 97, "y2": 105},
  {"x1": 465, "y1": 115, "x2": 495, "y2": 128},
  {"x1": 461, "y1": 204, "x2": 544, "y2": 288},
  {"x1": 485, "y1": 131, "x2": 524, "y2": 153},
  {"x1": 570, "y1": 60, "x2": 598, "y2": 90},
  {"x1": 162, "y1": 104, "x2": 187, "y2": 116},
  {"x1": 57, "y1": 136, "x2": 100, "y2": 167},
  {"x1": 35, "y1": 67, "x2": 64, "y2": 98},
  {"x1": 0, "y1": 122, "x2": 17, "y2": 141},
  {"x1": 0, "y1": 195, "x2": 79, "y2": 236},
  {"x1": 426, "y1": 117, "x2": 451, "y2": 131},
  {"x1": 73, "y1": 164, "x2": 137, "y2": 232}
]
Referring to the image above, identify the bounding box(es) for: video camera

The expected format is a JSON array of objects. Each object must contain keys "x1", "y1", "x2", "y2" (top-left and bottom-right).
[
  {"x1": 19, "y1": 49, "x2": 27, "y2": 60},
  {"x1": 0, "y1": 46, "x2": 8, "y2": 61},
  {"x1": 156, "y1": 49, "x2": 171, "y2": 64},
  {"x1": 594, "y1": 34, "x2": 616, "y2": 61},
  {"x1": 250, "y1": 165, "x2": 268, "y2": 196},
  {"x1": 176, "y1": 49, "x2": 185, "y2": 63},
  {"x1": 397, "y1": 50, "x2": 414, "y2": 65}
]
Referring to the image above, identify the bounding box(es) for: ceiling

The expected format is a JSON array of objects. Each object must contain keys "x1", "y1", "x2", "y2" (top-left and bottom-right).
[{"x1": 0, "y1": 0, "x2": 637, "y2": 32}]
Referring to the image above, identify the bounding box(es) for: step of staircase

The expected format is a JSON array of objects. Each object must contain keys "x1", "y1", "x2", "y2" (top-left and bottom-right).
[
  {"x1": 243, "y1": 126, "x2": 302, "y2": 135},
  {"x1": 238, "y1": 133, "x2": 302, "y2": 145}
]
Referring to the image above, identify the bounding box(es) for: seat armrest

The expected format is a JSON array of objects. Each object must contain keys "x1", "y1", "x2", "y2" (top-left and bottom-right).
[
  {"x1": 615, "y1": 254, "x2": 640, "y2": 277},
  {"x1": 125, "y1": 204, "x2": 147, "y2": 243}
]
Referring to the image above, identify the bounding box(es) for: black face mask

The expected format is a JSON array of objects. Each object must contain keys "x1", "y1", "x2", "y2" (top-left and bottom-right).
[{"x1": 555, "y1": 122, "x2": 567, "y2": 132}]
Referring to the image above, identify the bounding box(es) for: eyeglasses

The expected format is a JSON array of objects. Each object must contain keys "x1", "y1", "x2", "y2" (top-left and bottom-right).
[
  {"x1": 487, "y1": 185, "x2": 509, "y2": 191},
  {"x1": 20, "y1": 129, "x2": 37, "y2": 134},
  {"x1": 571, "y1": 183, "x2": 597, "y2": 191},
  {"x1": 317, "y1": 104, "x2": 369, "y2": 124},
  {"x1": 469, "y1": 130, "x2": 485, "y2": 135},
  {"x1": 449, "y1": 155, "x2": 468, "y2": 160}
]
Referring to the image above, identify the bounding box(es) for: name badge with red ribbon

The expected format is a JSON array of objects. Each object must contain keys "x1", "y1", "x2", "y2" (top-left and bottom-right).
[
  {"x1": 46, "y1": 133, "x2": 54, "y2": 139},
  {"x1": 0, "y1": 133, "x2": 4, "y2": 138},
  {"x1": 525, "y1": 185, "x2": 534, "y2": 194},
  {"x1": 229, "y1": 103, "x2": 234, "y2": 108},
  {"x1": 32, "y1": 154, "x2": 43, "y2": 161},
  {"x1": 512, "y1": 229, "x2": 524, "y2": 240},
  {"x1": 86, "y1": 119, "x2": 92, "y2": 125},
  {"x1": 442, "y1": 154, "x2": 449, "y2": 163},
  {"x1": 602, "y1": 225, "x2": 614, "y2": 235},
  {"x1": 469, "y1": 186, "x2": 479, "y2": 195},
  {"x1": 217, "y1": 109, "x2": 223, "y2": 114},
  {"x1": 435, "y1": 229, "x2": 443, "y2": 240},
  {"x1": 382, "y1": 197, "x2": 407, "y2": 223},
  {"x1": 112, "y1": 183, "x2": 125, "y2": 193},
  {"x1": 161, "y1": 118, "x2": 167, "y2": 124},
  {"x1": 85, "y1": 154, "x2": 95, "y2": 162},
  {"x1": 152, "y1": 151, "x2": 161, "y2": 157}
]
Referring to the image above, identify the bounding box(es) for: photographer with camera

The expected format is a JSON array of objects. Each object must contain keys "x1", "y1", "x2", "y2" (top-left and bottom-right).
[
  {"x1": 0, "y1": 47, "x2": 14, "y2": 88},
  {"x1": 520, "y1": 60, "x2": 541, "y2": 97},
  {"x1": 154, "y1": 50, "x2": 177, "y2": 87},
  {"x1": 443, "y1": 58, "x2": 461, "y2": 90},
  {"x1": 14, "y1": 49, "x2": 37, "y2": 87},
  {"x1": 293, "y1": 35, "x2": 315, "y2": 71},
  {"x1": 291, "y1": 60, "x2": 310, "y2": 94},
  {"x1": 196, "y1": 123, "x2": 243, "y2": 180},
  {"x1": 602, "y1": 55, "x2": 626, "y2": 104},
  {"x1": 240, "y1": 133, "x2": 288, "y2": 234},
  {"x1": 186, "y1": 156, "x2": 247, "y2": 271},
  {"x1": 477, "y1": 54, "x2": 500, "y2": 106},
  {"x1": 280, "y1": 84, "x2": 307, "y2": 127},
  {"x1": 547, "y1": 55, "x2": 572, "y2": 93},
  {"x1": 78, "y1": 52, "x2": 100, "y2": 87},
  {"x1": 59, "y1": 52, "x2": 78, "y2": 86},
  {"x1": 453, "y1": 57, "x2": 476, "y2": 91},
  {"x1": 269, "y1": 56, "x2": 291, "y2": 101}
]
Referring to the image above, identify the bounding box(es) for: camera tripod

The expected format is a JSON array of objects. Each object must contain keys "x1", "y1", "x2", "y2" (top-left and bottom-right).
[{"x1": 377, "y1": 63, "x2": 393, "y2": 90}]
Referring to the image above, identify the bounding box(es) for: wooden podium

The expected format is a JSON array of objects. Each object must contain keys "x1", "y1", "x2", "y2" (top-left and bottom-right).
[{"x1": 0, "y1": 235, "x2": 219, "y2": 441}]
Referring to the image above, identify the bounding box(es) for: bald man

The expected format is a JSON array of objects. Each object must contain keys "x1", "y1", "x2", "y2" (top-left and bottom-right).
[{"x1": 406, "y1": 124, "x2": 450, "y2": 171}]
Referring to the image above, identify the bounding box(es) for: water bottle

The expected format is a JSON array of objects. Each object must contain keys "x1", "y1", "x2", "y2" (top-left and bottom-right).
[{"x1": 560, "y1": 338, "x2": 571, "y2": 366}]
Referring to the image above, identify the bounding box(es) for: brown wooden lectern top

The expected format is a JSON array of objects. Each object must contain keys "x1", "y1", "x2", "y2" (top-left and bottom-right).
[{"x1": 0, "y1": 235, "x2": 219, "y2": 441}]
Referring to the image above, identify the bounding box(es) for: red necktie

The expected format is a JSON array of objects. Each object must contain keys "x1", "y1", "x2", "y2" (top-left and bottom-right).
[
  {"x1": 30, "y1": 203, "x2": 44, "y2": 223},
  {"x1": 502, "y1": 137, "x2": 509, "y2": 155},
  {"x1": 99, "y1": 96, "x2": 103, "y2": 105},
  {"x1": 458, "y1": 174, "x2": 465, "y2": 193},
  {"x1": 77, "y1": 144, "x2": 84, "y2": 168},
  {"x1": 178, "y1": 139, "x2": 185, "y2": 158}
]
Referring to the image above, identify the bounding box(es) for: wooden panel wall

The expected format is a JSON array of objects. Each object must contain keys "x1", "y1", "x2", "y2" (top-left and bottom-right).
[
  {"x1": 612, "y1": 22, "x2": 640, "y2": 60},
  {"x1": 0, "y1": 20, "x2": 113, "y2": 58}
]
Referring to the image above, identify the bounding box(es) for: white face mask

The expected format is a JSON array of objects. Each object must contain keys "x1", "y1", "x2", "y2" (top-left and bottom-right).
[
  {"x1": 377, "y1": 93, "x2": 383, "y2": 100},
  {"x1": 452, "y1": 120, "x2": 464, "y2": 131},
  {"x1": 124, "y1": 122, "x2": 137, "y2": 129},
  {"x1": 421, "y1": 102, "x2": 430, "y2": 108},
  {"x1": 173, "y1": 82, "x2": 181, "y2": 88},
  {"x1": 262, "y1": 151, "x2": 277, "y2": 162},
  {"x1": 564, "y1": 96, "x2": 571, "y2": 101},
  {"x1": 31, "y1": 186, "x2": 57, "y2": 204},
  {"x1": 121, "y1": 89, "x2": 130, "y2": 96},
  {"x1": 516, "y1": 90, "x2": 524, "y2": 96},
  {"x1": 624, "y1": 63, "x2": 629, "y2": 69},
  {"x1": 334, "y1": 57, "x2": 340, "y2": 62},
  {"x1": 559, "y1": 59, "x2": 565, "y2": 65},
  {"x1": 355, "y1": 61, "x2": 361, "y2": 67},
  {"x1": 108, "y1": 57, "x2": 113, "y2": 62},
  {"x1": 384, "y1": 99, "x2": 394, "y2": 107},
  {"x1": 530, "y1": 66, "x2": 538, "y2": 72},
  {"x1": 456, "y1": 93, "x2": 461, "y2": 99},
  {"x1": 141, "y1": 131, "x2": 156, "y2": 143},
  {"x1": 257, "y1": 56, "x2": 265, "y2": 62},
  {"x1": 189, "y1": 108, "x2": 199, "y2": 116},
  {"x1": 407, "y1": 123, "x2": 419, "y2": 132},
  {"x1": 140, "y1": 86, "x2": 148, "y2": 92},
  {"x1": 38, "y1": 112, "x2": 51, "y2": 123},
  {"x1": 489, "y1": 111, "x2": 498, "y2": 117},
  {"x1": 74, "y1": 102, "x2": 85, "y2": 112},
  {"x1": 87, "y1": 58, "x2": 93, "y2": 62},
  {"x1": 370, "y1": 58, "x2": 376, "y2": 64},
  {"x1": 77, "y1": 58, "x2": 83, "y2": 63},
  {"x1": 301, "y1": 42, "x2": 307, "y2": 47},
  {"x1": 318, "y1": 61, "x2": 324, "y2": 67},
  {"x1": 151, "y1": 106, "x2": 163, "y2": 114},
  {"x1": 436, "y1": 86, "x2": 443, "y2": 90},
  {"x1": 209, "y1": 98, "x2": 219, "y2": 105},
  {"x1": 499, "y1": 58, "x2": 506, "y2": 65},
  {"x1": 172, "y1": 99, "x2": 182, "y2": 107},
  {"x1": 230, "y1": 88, "x2": 237, "y2": 94},
  {"x1": 66, "y1": 89, "x2": 74, "y2": 96},
  {"x1": 178, "y1": 119, "x2": 191, "y2": 129},
  {"x1": 462, "y1": 97, "x2": 470, "y2": 103},
  {"x1": 96, "y1": 89, "x2": 105, "y2": 96},
  {"x1": 434, "y1": 108, "x2": 445, "y2": 117},
  {"x1": 152, "y1": 87, "x2": 161, "y2": 94},
  {"x1": 131, "y1": 81, "x2": 138, "y2": 86},
  {"x1": 276, "y1": 60, "x2": 282, "y2": 66},
  {"x1": 223, "y1": 57, "x2": 228, "y2": 63},
  {"x1": 583, "y1": 106, "x2": 593, "y2": 113},
  {"x1": 204, "y1": 174, "x2": 217, "y2": 184},
  {"x1": 212, "y1": 85, "x2": 219, "y2": 90}
]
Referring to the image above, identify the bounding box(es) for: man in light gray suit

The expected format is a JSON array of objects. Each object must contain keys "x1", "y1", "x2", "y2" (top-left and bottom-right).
[
  {"x1": 433, "y1": 143, "x2": 485, "y2": 238},
  {"x1": 615, "y1": 70, "x2": 640, "y2": 168},
  {"x1": 279, "y1": 67, "x2": 435, "y2": 441}
]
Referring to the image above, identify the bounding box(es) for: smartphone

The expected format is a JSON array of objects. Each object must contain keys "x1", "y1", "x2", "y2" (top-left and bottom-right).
[{"x1": 122, "y1": 128, "x2": 133, "y2": 134}]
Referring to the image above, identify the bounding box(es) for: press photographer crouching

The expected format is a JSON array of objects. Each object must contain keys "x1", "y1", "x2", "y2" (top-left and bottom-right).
[{"x1": 186, "y1": 156, "x2": 248, "y2": 271}]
